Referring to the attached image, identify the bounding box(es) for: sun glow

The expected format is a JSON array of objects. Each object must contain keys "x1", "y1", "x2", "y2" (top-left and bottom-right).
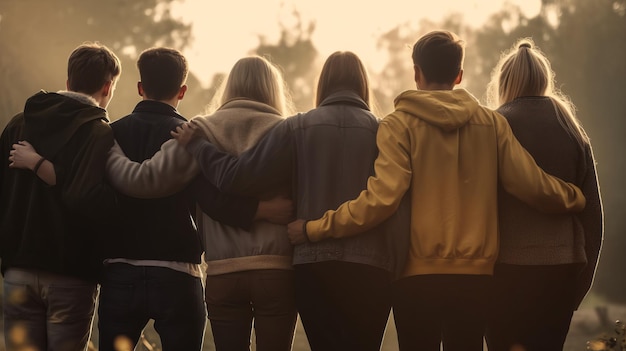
[{"x1": 171, "y1": 0, "x2": 541, "y2": 87}]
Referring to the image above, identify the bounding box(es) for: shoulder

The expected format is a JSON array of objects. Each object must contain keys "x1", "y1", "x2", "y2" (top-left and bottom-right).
[
  {"x1": 3, "y1": 112, "x2": 25, "y2": 132},
  {"x1": 0, "y1": 112, "x2": 25, "y2": 143},
  {"x1": 381, "y1": 110, "x2": 411, "y2": 127},
  {"x1": 79, "y1": 117, "x2": 114, "y2": 143}
]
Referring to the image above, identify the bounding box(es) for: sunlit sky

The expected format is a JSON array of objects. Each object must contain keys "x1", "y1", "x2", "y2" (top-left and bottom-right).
[{"x1": 171, "y1": 0, "x2": 542, "y2": 87}]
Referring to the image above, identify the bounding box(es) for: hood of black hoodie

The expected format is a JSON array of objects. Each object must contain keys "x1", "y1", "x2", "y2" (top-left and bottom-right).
[{"x1": 22, "y1": 90, "x2": 109, "y2": 158}]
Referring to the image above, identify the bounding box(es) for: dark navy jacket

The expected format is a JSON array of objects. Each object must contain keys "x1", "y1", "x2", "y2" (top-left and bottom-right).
[{"x1": 108, "y1": 100, "x2": 258, "y2": 264}]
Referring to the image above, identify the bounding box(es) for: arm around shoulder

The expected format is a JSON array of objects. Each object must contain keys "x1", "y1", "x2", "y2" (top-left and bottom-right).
[
  {"x1": 495, "y1": 113, "x2": 586, "y2": 213},
  {"x1": 306, "y1": 116, "x2": 412, "y2": 242},
  {"x1": 106, "y1": 139, "x2": 199, "y2": 198}
]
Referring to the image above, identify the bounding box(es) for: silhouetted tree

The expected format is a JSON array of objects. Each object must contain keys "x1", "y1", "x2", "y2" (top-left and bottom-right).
[
  {"x1": 0, "y1": 0, "x2": 200, "y2": 126},
  {"x1": 373, "y1": 15, "x2": 475, "y2": 115},
  {"x1": 253, "y1": 8, "x2": 319, "y2": 112}
]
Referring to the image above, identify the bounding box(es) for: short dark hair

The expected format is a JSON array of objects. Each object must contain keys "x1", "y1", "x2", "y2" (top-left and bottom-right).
[
  {"x1": 137, "y1": 47, "x2": 188, "y2": 100},
  {"x1": 67, "y1": 42, "x2": 121, "y2": 94},
  {"x1": 412, "y1": 31, "x2": 465, "y2": 85}
]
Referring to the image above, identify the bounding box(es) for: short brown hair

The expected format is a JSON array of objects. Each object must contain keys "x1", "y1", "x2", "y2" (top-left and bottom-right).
[
  {"x1": 412, "y1": 31, "x2": 465, "y2": 85},
  {"x1": 67, "y1": 42, "x2": 121, "y2": 94},
  {"x1": 315, "y1": 51, "x2": 370, "y2": 107},
  {"x1": 137, "y1": 47, "x2": 188, "y2": 100}
]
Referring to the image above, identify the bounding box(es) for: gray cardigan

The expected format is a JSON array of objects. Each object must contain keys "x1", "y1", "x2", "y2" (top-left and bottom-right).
[{"x1": 496, "y1": 96, "x2": 603, "y2": 307}]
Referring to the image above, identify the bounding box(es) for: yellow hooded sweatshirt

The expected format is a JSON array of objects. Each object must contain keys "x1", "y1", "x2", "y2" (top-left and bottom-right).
[{"x1": 306, "y1": 89, "x2": 586, "y2": 277}]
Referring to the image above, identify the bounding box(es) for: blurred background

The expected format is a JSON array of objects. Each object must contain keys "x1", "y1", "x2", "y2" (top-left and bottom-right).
[{"x1": 0, "y1": 0, "x2": 624, "y2": 349}]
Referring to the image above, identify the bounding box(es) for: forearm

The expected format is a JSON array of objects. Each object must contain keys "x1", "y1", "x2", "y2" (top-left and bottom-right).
[
  {"x1": 62, "y1": 130, "x2": 118, "y2": 219},
  {"x1": 497, "y1": 116, "x2": 586, "y2": 213},
  {"x1": 107, "y1": 139, "x2": 199, "y2": 198},
  {"x1": 186, "y1": 126, "x2": 292, "y2": 196},
  {"x1": 34, "y1": 158, "x2": 56, "y2": 185},
  {"x1": 191, "y1": 176, "x2": 259, "y2": 230},
  {"x1": 186, "y1": 138, "x2": 238, "y2": 191},
  {"x1": 306, "y1": 119, "x2": 411, "y2": 242}
]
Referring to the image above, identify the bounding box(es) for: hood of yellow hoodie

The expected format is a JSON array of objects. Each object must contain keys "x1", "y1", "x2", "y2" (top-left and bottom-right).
[{"x1": 393, "y1": 89, "x2": 479, "y2": 132}]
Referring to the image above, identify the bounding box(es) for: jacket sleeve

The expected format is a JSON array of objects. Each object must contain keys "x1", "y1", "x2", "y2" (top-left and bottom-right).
[
  {"x1": 573, "y1": 143, "x2": 604, "y2": 309},
  {"x1": 306, "y1": 115, "x2": 412, "y2": 242},
  {"x1": 189, "y1": 176, "x2": 259, "y2": 230},
  {"x1": 185, "y1": 120, "x2": 293, "y2": 197},
  {"x1": 61, "y1": 120, "x2": 118, "y2": 219},
  {"x1": 105, "y1": 139, "x2": 199, "y2": 198},
  {"x1": 495, "y1": 113, "x2": 586, "y2": 213}
]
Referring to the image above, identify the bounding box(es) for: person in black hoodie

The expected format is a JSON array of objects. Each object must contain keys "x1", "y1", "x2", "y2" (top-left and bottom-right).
[
  {"x1": 1, "y1": 42, "x2": 121, "y2": 351},
  {"x1": 8, "y1": 48, "x2": 292, "y2": 351}
]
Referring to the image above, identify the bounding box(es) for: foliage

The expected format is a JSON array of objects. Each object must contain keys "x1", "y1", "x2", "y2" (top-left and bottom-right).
[
  {"x1": 587, "y1": 320, "x2": 626, "y2": 350},
  {"x1": 373, "y1": 15, "x2": 476, "y2": 115},
  {"x1": 253, "y1": 9, "x2": 319, "y2": 113},
  {"x1": 469, "y1": 0, "x2": 626, "y2": 302},
  {"x1": 0, "y1": 0, "x2": 199, "y2": 124}
]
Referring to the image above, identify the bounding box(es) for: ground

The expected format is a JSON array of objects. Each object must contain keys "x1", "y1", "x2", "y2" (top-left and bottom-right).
[{"x1": 0, "y1": 296, "x2": 623, "y2": 350}]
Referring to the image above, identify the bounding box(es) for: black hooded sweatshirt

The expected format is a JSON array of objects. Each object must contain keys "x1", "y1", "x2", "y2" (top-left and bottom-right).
[{"x1": 0, "y1": 90, "x2": 117, "y2": 282}]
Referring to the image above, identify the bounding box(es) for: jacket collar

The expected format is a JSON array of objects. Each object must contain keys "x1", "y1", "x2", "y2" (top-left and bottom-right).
[
  {"x1": 132, "y1": 100, "x2": 187, "y2": 122},
  {"x1": 319, "y1": 90, "x2": 370, "y2": 111}
]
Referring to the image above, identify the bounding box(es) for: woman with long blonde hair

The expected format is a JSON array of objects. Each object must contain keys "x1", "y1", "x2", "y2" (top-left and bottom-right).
[
  {"x1": 485, "y1": 38, "x2": 603, "y2": 351},
  {"x1": 190, "y1": 55, "x2": 297, "y2": 351}
]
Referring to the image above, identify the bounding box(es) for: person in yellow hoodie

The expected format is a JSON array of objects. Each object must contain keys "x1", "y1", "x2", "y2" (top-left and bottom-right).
[{"x1": 286, "y1": 30, "x2": 586, "y2": 351}]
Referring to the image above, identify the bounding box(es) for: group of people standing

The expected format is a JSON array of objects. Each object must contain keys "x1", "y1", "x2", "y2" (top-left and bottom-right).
[{"x1": 0, "y1": 29, "x2": 602, "y2": 351}]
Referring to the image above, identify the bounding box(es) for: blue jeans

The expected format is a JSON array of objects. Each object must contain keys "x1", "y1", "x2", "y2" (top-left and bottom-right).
[
  {"x1": 3, "y1": 268, "x2": 98, "y2": 351},
  {"x1": 205, "y1": 269, "x2": 297, "y2": 351},
  {"x1": 97, "y1": 263, "x2": 206, "y2": 351}
]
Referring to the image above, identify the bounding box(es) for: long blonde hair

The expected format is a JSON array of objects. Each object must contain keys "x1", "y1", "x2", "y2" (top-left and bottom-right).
[
  {"x1": 205, "y1": 56, "x2": 294, "y2": 116},
  {"x1": 487, "y1": 38, "x2": 589, "y2": 147}
]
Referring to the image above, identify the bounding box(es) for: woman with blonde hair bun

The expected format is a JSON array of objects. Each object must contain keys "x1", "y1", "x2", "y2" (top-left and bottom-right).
[{"x1": 485, "y1": 38, "x2": 603, "y2": 351}]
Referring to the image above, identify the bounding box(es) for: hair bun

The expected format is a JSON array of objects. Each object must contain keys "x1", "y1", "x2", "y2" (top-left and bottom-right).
[{"x1": 519, "y1": 42, "x2": 532, "y2": 49}]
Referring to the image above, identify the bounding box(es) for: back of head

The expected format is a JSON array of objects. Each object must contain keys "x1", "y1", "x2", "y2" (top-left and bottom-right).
[
  {"x1": 412, "y1": 30, "x2": 465, "y2": 85},
  {"x1": 488, "y1": 38, "x2": 551, "y2": 106},
  {"x1": 487, "y1": 38, "x2": 589, "y2": 146},
  {"x1": 216, "y1": 56, "x2": 292, "y2": 116},
  {"x1": 315, "y1": 51, "x2": 371, "y2": 107},
  {"x1": 67, "y1": 42, "x2": 121, "y2": 95},
  {"x1": 137, "y1": 47, "x2": 188, "y2": 101}
]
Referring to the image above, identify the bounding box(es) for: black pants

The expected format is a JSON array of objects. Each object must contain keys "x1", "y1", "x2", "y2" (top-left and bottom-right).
[
  {"x1": 392, "y1": 274, "x2": 492, "y2": 351},
  {"x1": 205, "y1": 269, "x2": 297, "y2": 351},
  {"x1": 98, "y1": 263, "x2": 206, "y2": 351},
  {"x1": 294, "y1": 261, "x2": 392, "y2": 351},
  {"x1": 485, "y1": 263, "x2": 579, "y2": 351}
]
